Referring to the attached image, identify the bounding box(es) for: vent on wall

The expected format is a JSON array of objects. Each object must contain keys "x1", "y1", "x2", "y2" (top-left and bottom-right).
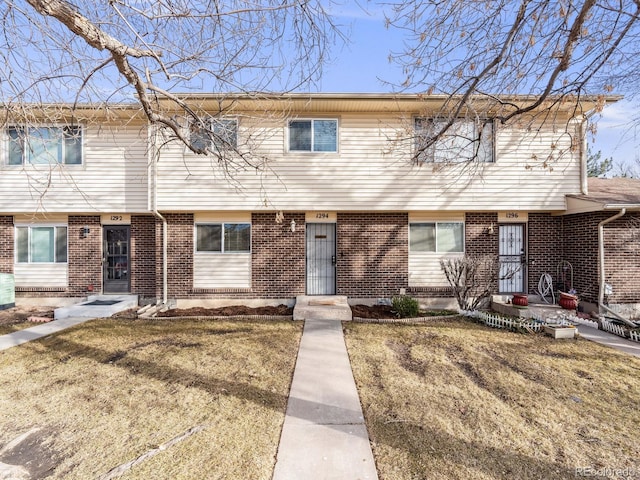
[{"x1": 0, "y1": 273, "x2": 15, "y2": 310}]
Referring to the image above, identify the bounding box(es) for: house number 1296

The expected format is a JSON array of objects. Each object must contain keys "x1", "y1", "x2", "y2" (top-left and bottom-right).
[{"x1": 316, "y1": 213, "x2": 329, "y2": 219}]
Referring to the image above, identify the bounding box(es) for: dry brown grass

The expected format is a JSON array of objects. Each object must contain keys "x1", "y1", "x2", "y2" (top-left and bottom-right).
[
  {"x1": 344, "y1": 317, "x2": 640, "y2": 480},
  {"x1": 0, "y1": 317, "x2": 301, "y2": 480}
]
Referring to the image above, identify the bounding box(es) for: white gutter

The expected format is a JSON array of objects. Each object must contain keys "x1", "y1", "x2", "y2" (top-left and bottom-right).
[
  {"x1": 597, "y1": 208, "x2": 637, "y2": 327},
  {"x1": 148, "y1": 125, "x2": 168, "y2": 305}
]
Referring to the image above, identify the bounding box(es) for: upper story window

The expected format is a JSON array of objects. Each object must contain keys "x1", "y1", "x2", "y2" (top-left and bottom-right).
[
  {"x1": 7, "y1": 126, "x2": 82, "y2": 165},
  {"x1": 415, "y1": 118, "x2": 494, "y2": 163},
  {"x1": 190, "y1": 118, "x2": 238, "y2": 153},
  {"x1": 196, "y1": 223, "x2": 251, "y2": 253},
  {"x1": 289, "y1": 119, "x2": 338, "y2": 152},
  {"x1": 410, "y1": 222, "x2": 464, "y2": 253},
  {"x1": 15, "y1": 225, "x2": 68, "y2": 263}
]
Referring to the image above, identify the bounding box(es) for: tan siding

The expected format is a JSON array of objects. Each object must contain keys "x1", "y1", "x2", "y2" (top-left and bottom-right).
[
  {"x1": 193, "y1": 254, "x2": 251, "y2": 288},
  {"x1": 14, "y1": 263, "x2": 67, "y2": 287},
  {"x1": 156, "y1": 113, "x2": 581, "y2": 212},
  {"x1": 0, "y1": 122, "x2": 149, "y2": 213},
  {"x1": 408, "y1": 213, "x2": 465, "y2": 287}
]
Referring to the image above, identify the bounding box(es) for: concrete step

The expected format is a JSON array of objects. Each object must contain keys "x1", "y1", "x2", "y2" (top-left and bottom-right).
[
  {"x1": 293, "y1": 295, "x2": 352, "y2": 321},
  {"x1": 54, "y1": 295, "x2": 138, "y2": 319}
]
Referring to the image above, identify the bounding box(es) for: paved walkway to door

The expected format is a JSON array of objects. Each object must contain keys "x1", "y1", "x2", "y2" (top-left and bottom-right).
[{"x1": 272, "y1": 314, "x2": 378, "y2": 480}]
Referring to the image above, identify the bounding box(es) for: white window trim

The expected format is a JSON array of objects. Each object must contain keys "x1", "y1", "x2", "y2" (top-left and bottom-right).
[
  {"x1": 414, "y1": 118, "x2": 495, "y2": 163},
  {"x1": 189, "y1": 117, "x2": 238, "y2": 152},
  {"x1": 5, "y1": 124, "x2": 84, "y2": 167},
  {"x1": 194, "y1": 222, "x2": 252, "y2": 254},
  {"x1": 14, "y1": 223, "x2": 68, "y2": 264},
  {"x1": 409, "y1": 221, "x2": 466, "y2": 254},
  {"x1": 287, "y1": 118, "x2": 339, "y2": 153}
]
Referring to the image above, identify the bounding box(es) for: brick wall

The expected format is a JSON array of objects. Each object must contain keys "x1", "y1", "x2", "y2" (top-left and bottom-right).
[
  {"x1": 561, "y1": 212, "x2": 600, "y2": 303},
  {"x1": 0, "y1": 216, "x2": 13, "y2": 274},
  {"x1": 464, "y1": 213, "x2": 499, "y2": 292},
  {"x1": 131, "y1": 215, "x2": 157, "y2": 300},
  {"x1": 68, "y1": 216, "x2": 102, "y2": 296},
  {"x1": 336, "y1": 213, "x2": 408, "y2": 297},
  {"x1": 164, "y1": 213, "x2": 194, "y2": 297},
  {"x1": 600, "y1": 212, "x2": 640, "y2": 304},
  {"x1": 528, "y1": 213, "x2": 563, "y2": 295},
  {"x1": 251, "y1": 212, "x2": 306, "y2": 298}
]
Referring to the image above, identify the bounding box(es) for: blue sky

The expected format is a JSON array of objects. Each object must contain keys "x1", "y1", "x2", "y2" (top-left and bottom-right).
[{"x1": 318, "y1": 4, "x2": 638, "y2": 173}]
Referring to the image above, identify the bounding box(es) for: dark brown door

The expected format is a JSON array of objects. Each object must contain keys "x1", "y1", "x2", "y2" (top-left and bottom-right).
[{"x1": 103, "y1": 226, "x2": 130, "y2": 293}]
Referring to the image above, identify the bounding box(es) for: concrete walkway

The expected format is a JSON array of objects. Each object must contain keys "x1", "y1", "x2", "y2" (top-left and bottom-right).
[
  {"x1": 578, "y1": 323, "x2": 640, "y2": 358},
  {"x1": 0, "y1": 316, "x2": 94, "y2": 352},
  {"x1": 272, "y1": 318, "x2": 378, "y2": 480}
]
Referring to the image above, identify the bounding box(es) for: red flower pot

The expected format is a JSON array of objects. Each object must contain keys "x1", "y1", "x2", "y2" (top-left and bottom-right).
[
  {"x1": 559, "y1": 292, "x2": 578, "y2": 310},
  {"x1": 512, "y1": 294, "x2": 528, "y2": 307}
]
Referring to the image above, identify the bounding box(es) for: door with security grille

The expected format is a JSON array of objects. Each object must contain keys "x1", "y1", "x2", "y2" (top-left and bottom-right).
[
  {"x1": 103, "y1": 226, "x2": 130, "y2": 293},
  {"x1": 306, "y1": 223, "x2": 336, "y2": 295},
  {"x1": 498, "y1": 224, "x2": 526, "y2": 293}
]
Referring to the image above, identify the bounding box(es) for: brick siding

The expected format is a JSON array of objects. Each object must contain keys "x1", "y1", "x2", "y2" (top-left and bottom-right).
[
  {"x1": 164, "y1": 213, "x2": 194, "y2": 297},
  {"x1": 0, "y1": 216, "x2": 13, "y2": 274},
  {"x1": 336, "y1": 213, "x2": 408, "y2": 297},
  {"x1": 464, "y1": 212, "x2": 500, "y2": 292},
  {"x1": 527, "y1": 213, "x2": 563, "y2": 295},
  {"x1": 67, "y1": 216, "x2": 102, "y2": 296},
  {"x1": 251, "y1": 212, "x2": 306, "y2": 298},
  {"x1": 131, "y1": 215, "x2": 158, "y2": 300}
]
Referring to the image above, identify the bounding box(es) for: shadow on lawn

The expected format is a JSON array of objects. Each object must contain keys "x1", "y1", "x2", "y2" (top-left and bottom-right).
[{"x1": 370, "y1": 418, "x2": 579, "y2": 479}]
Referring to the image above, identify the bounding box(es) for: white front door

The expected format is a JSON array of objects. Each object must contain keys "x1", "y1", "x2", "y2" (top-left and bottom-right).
[
  {"x1": 306, "y1": 223, "x2": 336, "y2": 295},
  {"x1": 498, "y1": 224, "x2": 526, "y2": 293}
]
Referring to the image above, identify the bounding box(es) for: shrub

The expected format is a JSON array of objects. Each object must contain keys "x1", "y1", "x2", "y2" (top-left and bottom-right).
[
  {"x1": 392, "y1": 295, "x2": 420, "y2": 318},
  {"x1": 440, "y1": 255, "x2": 499, "y2": 311}
]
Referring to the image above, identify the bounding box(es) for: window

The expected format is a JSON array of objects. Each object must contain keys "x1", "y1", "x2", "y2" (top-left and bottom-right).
[
  {"x1": 410, "y1": 222, "x2": 464, "y2": 253},
  {"x1": 196, "y1": 223, "x2": 250, "y2": 253},
  {"x1": 8, "y1": 126, "x2": 82, "y2": 165},
  {"x1": 15, "y1": 226, "x2": 67, "y2": 263},
  {"x1": 414, "y1": 118, "x2": 494, "y2": 163},
  {"x1": 289, "y1": 119, "x2": 337, "y2": 152},
  {"x1": 190, "y1": 118, "x2": 237, "y2": 152}
]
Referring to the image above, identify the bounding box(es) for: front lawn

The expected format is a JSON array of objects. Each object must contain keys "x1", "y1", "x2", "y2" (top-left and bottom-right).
[
  {"x1": 344, "y1": 317, "x2": 640, "y2": 480},
  {"x1": 0, "y1": 317, "x2": 301, "y2": 479}
]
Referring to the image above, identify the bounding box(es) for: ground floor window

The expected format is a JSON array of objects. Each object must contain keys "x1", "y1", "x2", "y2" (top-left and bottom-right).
[
  {"x1": 15, "y1": 225, "x2": 67, "y2": 263},
  {"x1": 410, "y1": 222, "x2": 464, "y2": 253},
  {"x1": 196, "y1": 223, "x2": 251, "y2": 253}
]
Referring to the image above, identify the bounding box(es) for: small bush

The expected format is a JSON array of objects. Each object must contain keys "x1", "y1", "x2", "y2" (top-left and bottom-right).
[{"x1": 392, "y1": 295, "x2": 420, "y2": 318}]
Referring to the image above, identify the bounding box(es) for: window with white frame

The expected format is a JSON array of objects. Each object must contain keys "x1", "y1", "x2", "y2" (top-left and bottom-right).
[
  {"x1": 410, "y1": 222, "x2": 464, "y2": 253},
  {"x1": 190, "y1": 118, "x2": 238, "y2": 152},
  {"x1": 15, "y1": 225, "x2": 68, "y2": 263},
  {"x1": 7, "y1": 126, "x2": 82, "y2": 165},
  {"x1": 196, "y1": 223, "x2": 250, "y2": 253},
  {"x1": 289, "y1": 119, "x2": 338, "y2": 152},
  {"x1": 414, "y1": 118, "x2": 494, "y2": 163}
]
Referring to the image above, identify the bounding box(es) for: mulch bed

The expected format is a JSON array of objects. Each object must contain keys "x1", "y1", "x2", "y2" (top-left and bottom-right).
[
  {"x1": 155, "y1": 304, "x2": 294, "y2": 318},
  {"x1": 351, "y1": 304, "x2": 397, "y2": 319}
]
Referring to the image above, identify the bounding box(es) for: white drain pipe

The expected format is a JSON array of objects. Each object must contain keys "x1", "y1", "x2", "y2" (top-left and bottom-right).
[{"x1": 148, "y1": 125, "x2": 168, "y2": 306}]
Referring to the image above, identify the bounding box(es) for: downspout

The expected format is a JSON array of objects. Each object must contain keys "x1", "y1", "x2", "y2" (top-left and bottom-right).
[
  {"x1": 579, "y1": 116, "x2": 588, "y2": 194},
  {"x1": 597, "y1": 208, "x2": 636, "y2": 327},
  {"x1": 148, "y1": 125, "x2": 168, "y2": 305}
]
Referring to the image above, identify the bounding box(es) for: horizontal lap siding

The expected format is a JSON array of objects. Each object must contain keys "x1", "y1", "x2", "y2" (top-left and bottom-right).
[
  {"x1": 0, "y1": 122, "x2": 148, "y2": 213},
  {"x1": 14, "y1": 264, "x2": 67, "y2": 288},
  {"x1": 156, "y1": 114, "x2": 581, "y2": 212},
  {"x1": 193, "y1": 254, "x2": 251, "y2": 288}
]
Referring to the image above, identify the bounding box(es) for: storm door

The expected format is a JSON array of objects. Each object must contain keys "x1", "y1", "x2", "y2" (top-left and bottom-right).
[
  {"x1": 306, "y1": 223, "x2": 336, "y2": 295},
  {"x1": 498, "y1": 224, "x2": 526, "y2": 293},
  {"x1": 103, "y1": 226, "x2": 130, "y2": 293}
]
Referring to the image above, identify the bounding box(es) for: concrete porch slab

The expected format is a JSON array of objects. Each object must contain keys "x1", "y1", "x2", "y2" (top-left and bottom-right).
[
  {"x1": 54, "y1": 295, "x2": 138, "y2": 320},
  {"x1": 293, "y1": 295, "x2": 352, "y2": 321}
]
